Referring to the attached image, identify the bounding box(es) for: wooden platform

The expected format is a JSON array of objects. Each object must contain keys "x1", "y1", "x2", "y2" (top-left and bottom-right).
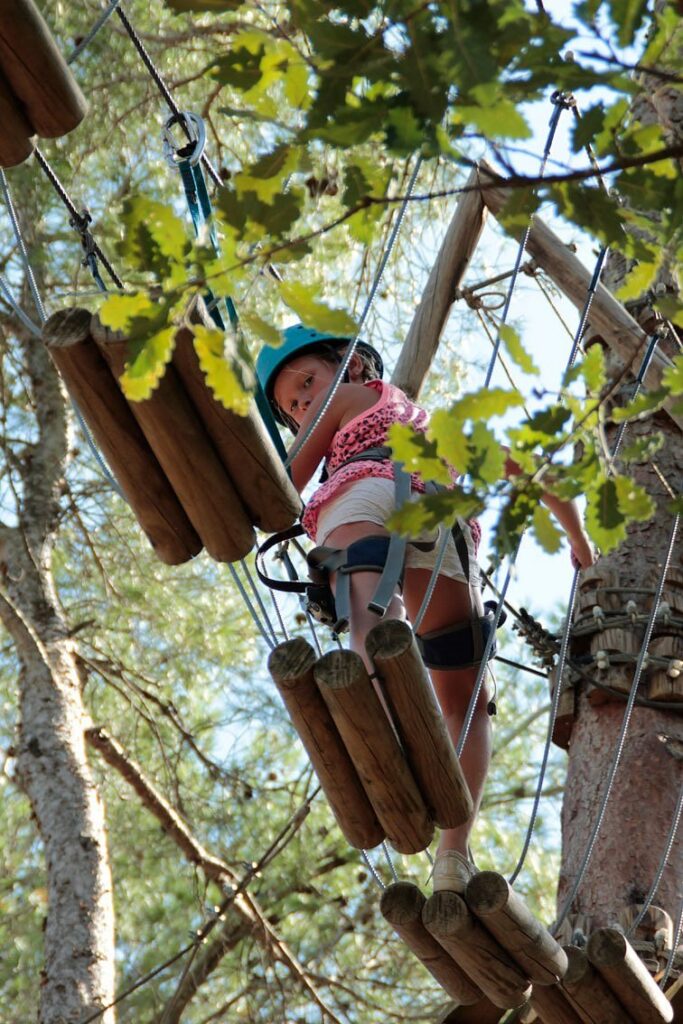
[
  {"x1": 44, "y1": 305, "x2": 301, "y2": 564},
  {"x1": 0, "y1": 0, "x2": 87, "y2": 167},
  {"x1": 380, "y1": 873, "x2": 674, "y2": 1024},
  {"x1": 267, "y1": 622, "x2": 472, "y2": 852}
]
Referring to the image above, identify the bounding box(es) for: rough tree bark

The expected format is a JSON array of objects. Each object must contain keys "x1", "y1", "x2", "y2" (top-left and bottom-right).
[
  {"x1": 558, "y1": 4, "x2": 683, "y2": 953},
  {"x1": 0, "y1": 309, "x2": 116, "y2": 1022}
]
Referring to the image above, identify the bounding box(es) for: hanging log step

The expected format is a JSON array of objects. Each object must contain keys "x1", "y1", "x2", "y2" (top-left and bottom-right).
[
  {"x1": 380, "y1": 882, "x2": 482, "y2": 1005},
  {"x1": 0, "y1": 69, "x2": 34, "y2": 168},
  {"x1": 648, "y1": 636, "x2": 683, "y2": 703},
  {"x1": 587, "y1": 928, "x2": 674, "y2": 1024},
  {"x1": 92, "y1": 317, "x2": 255, "y2": 563},
  {"x1": 422, "y1": 889, "x2": 532, "y2": 1009},
  {"x1": 43, "y1": 309, "x2": 201, "y2": 566},
  {"x1": 529, "y1": 981, "x2": 583, "y2": 1024},
  {"x1": 174, "y1": 299, "x2": 301, "y2": 534},
  {"x1": 314, "y1": 649, "x2": 434, "y2": 854},
  {"x1": 561, "y1": 944, "x2": 637, "y2": 1024},
  {"x1": 365, "y1": 619, "x2": 473, "y2": 829},
  {"x1": 0, "y1": 0, "x2": 87, "y2": 139},
  {"x1": 267, "y1": 638, "x2": 384, "y2": 850},
  {"x1": 465, "y1": 871, "x2": 568, "y2": 985}
]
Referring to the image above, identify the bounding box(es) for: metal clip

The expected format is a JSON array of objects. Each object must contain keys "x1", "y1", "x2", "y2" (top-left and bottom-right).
[
  {"x1": 625, "y1": 599, "x2": 638, "y2": 623},
  {"x1": 667, "y1": 659, "x2": 682, "y2": 680},
  {"x1": 162, "y1": 111, "x2": 206, "y2": 168}
]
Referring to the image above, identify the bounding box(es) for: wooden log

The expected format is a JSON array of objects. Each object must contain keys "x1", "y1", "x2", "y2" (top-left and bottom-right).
[
  {"x1": 380, "y1": 882, "x2": 482, "y2": 1005},
  {"x1": 0, "y1": 0, "x2": 87, "y2": 138},
  {"x1": 648, "y1": 636, "x2": 683, "y2": 703},
  {"x1": 589, "y1": 627, "x2": 641, "y2": 700},
  {"x1": 173, "y1": 303, "x2": 301, "y2": 533},
  {"x1": 561, "y1": 945, "x2": 636, "y2": 1024},
  {"x1": 549, "y1": 665, "x2": 576, "y2": 750},
  {"x1": 465, "y1": 872, "x2": 568, "y2": 985},
  {"x1": 437, "y1": 998, "x2": 504, "y2": 1023},
  {"x1": 422, "y1": 890, "x2": 532, "y2": 1009},
  {"x1": 313, "y1": 649, "x2": 434, "y2": 854},
  {"x1": 392, "y1": 166, "x2": 488, "y2": 400},
  {"x1": 93, "y1": 318, "x2": 255, "y2": 563},
  {"x1": 479, "y1": 162, "x2": 683, "y2": 433},
  {"x1": 0, "y1": 68, "x2": 34, "y2": 168},
  {"x1": 43, "y1": 308, "x2": 201, "y2": 565},
  {"x1": 365, "y1": 619, "x2": 473, "y2": 829},
  {"x1": 530, "y1": 981, "x2": 584, "y2": 1024},
  {"x1": 267, "y1": 639, "x2": 384, "y2": 850},
  {"x1": 587, "y1": 928, "x2": 674, "y2": 1024}
]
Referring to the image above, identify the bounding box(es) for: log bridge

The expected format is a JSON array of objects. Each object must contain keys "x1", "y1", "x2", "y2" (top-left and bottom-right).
[
  {"x1": 381, "y1": 874, "x2": 675, "y2": 1024},
  {"x1": 43, "y1": 302, "x2": 301, "y2": 564},
  {"x1": 0, "y1": 0, "x2": 88, "y2": 168},
  {"x1": 267, "y1": 618, "x2": 473, "y2": 853}
]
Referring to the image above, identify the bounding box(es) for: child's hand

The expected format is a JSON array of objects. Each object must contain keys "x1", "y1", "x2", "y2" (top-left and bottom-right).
[{"x1": 570, "y1": 533, "x2": 597, "y2": 570}]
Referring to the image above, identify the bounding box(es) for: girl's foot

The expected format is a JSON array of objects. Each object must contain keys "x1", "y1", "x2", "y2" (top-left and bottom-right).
[{"x1": 432, "y1": 850, "x2": 477, "y2": 893}]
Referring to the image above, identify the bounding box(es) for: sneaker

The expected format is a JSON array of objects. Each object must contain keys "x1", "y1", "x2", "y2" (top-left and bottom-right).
[{"x1": 432, "y1": 850, "x2": 477, "y2": 894}]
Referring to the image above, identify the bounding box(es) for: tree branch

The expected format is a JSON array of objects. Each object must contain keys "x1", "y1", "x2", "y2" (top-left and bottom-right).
[{"x1": 85, "y1": 727, "x2": 343, "y2": 1024}]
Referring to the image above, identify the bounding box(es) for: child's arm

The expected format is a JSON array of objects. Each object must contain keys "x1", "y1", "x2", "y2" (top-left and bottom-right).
[
  {"x1": 504, "y1": 453, "x2": 596, "y2": 569},
  {"x1": 287, "y1": 390, "x2": 346, "y2": 491}
]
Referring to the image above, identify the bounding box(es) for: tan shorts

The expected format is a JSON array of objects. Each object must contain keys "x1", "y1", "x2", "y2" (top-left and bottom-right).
[{"x1": 315, "y1": 477, "x2": 479, "y2": 587}]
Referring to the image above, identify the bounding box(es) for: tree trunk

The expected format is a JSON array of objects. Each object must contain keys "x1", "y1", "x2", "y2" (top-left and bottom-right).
[
  {"x1": 0, "y1": 297, "x2": 116, "y2": 1021},
  {"x1": 558, "y1": 5, "x2": 683, "y2": 954}
]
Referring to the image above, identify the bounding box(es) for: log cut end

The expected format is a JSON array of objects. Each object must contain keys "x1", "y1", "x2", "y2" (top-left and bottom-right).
[
  {"x1": 43, "y1": 308, "x2": 92, "y2": 348},
  {"x1": 267, "y1": 638, "x2": 317, "y2": 685},
  {"x1": 365, "y1": 618, "x2": 414, "y2": 660}
]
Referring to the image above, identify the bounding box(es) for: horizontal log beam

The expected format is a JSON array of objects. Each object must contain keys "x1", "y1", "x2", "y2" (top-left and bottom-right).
[
  {"x1": 587, "y1": 928, "x2": 673, "y2": 1024},
  {"x1": 479, "y1": 162, "x2": 682, "y2": 433}
]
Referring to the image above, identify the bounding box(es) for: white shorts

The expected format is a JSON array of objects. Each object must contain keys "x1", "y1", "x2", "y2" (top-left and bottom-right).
[{"x1": 315, "y1": 478, "x2": 479, "y2": 587}]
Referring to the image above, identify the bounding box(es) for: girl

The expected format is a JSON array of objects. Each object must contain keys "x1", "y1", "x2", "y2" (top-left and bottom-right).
[{"x1": 257, "y1": 325, "x2": 594, "y2": 891}]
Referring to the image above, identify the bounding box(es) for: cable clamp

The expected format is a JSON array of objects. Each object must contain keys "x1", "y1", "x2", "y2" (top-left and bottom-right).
[
  {"x1": 551, "y1": 90, "x2": 576, "y2": 110},
  {"x1": 163, "y1": 111, "x2": 206, "y2": 168}
]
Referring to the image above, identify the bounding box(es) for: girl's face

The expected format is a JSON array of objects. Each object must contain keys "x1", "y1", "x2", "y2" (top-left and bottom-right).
[{"x1": 272, "y1": 353, "x2": 338, "y2": 426}]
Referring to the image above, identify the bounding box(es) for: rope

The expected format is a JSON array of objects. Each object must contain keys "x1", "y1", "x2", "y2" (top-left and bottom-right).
[
  {"x1": 0, "y1": 274, "x2": 42, "y2": 336},
  {"x1": 554, "y1": 512, "x2": 680, "y2": 930},
  {"x1": 68, "y1": 0, "x2": 123, "y2": 64},
  {"x1": 361, "y1": 849, "x2": 386, "y2": 890},
  {"x1": 627, "y1": 785, "x2": 683, "y2": 938},
  {"x1": 0, "y1": 168, "x2": 48, "y2": 321},
  {"x1": 115, "y1": 5, "x2": 223, "y2": 189},
  {"x1": 241, "y1": 559, "x2": 278, "y2": 646},
  {"x1": 381, "y1": 841, "x2": 399, "y2": 884},
  {"x1": 227, "y1": 564, "x2": 275, "y2": 650},
  {"x1": 483, "y1": 92, "x2": 573, "y2": 388},
  {"x1": 33, "y1": 149, "x2": 123, "y2": 289},
  {"x1": 508, "y1": 570, "x2": 579, "y2": 884},
  {"x1": 283, "y1": 154, "x2": 423, "y2": 470}
]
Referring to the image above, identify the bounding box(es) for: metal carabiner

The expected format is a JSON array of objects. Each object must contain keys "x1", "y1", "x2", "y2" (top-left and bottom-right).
[{"x1": 162, "y1": 111, "x2": 207, "y2": 168}]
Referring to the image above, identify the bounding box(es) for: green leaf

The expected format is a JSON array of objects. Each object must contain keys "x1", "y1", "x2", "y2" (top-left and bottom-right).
[
  {"x1": 278, "y1": 282, "x2": 357, "y2": 335},
  {"x1": 571, "y1": 102, "x2": 606, "y2": 153},
  {"x1": 616, "y1": 261, "x2": 659, "y2": 303},
  {"x1": 429, "y1": 411, "x2": 469, "y2": 477},
  {"x1": 499, "y1": 324, "x2": 539, "y2": 376},
  {"x1": 120, "y1": 326, "x2": 176, "y2": 402},
  {"x1": 387, "y1": 486, "x2": 483, "y2": 536},
  {"x1": 468, "y1": 422, "x2": 506, "y2": 484},
  {"x1": 234, "y1": 145, "x2": 299, "y2": 204},
  {"x1": 579, "y1": 344, "x2": 606, "y2": 393},
  {"x1": 440, "y1": 387, "x2": 525, "y2": 424},
  {"x1": 168, "y1": 0, "x2": 243, "y2": 8},
  {"x1": 662, "y1": 354, "x2": 683, "y2": 396},
  {"x1": 192, "y1": 324, "x2": 251, "y2": 414},
  {"x1": 387, "y1": 424, "x2": 452, "y2": 487},
  {"x1": 614, "y1": 474, "x2": 656, "y2": 522},
  {"x1": 618, "y1": 433, "x2": 665, "y2": 465},
  {"x1": 531, "y1": 505, "x2": 563, "y2": 554},
  {"x1": 99, "y1": 292, "x2": 156, "y2": 331},
  {"x1": 240, "y1": 313, "x2": 281, "y2": 348},
  {"x1": 611, "y1": 388, "x2": 668, "y2": 422},
  {"x1": 456, "y1": 99, "x2": 531, "y2": 139},
  {"x1": 585, "y1": 476, "x2": 626, "y2": 553}
]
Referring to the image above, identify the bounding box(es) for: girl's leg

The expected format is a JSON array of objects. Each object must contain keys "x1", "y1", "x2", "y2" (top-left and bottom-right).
[
  {"x1": 403, "y1": 568, "x2": 492, "y2": 860},
  {"x1": 322, "y1": 522, "x2": 405, "y2": 673}
]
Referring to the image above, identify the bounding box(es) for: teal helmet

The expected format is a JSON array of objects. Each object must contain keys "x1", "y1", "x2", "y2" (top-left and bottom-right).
[{"x1": 256, "y1": 323, "x2": 383, "y2": 426}]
